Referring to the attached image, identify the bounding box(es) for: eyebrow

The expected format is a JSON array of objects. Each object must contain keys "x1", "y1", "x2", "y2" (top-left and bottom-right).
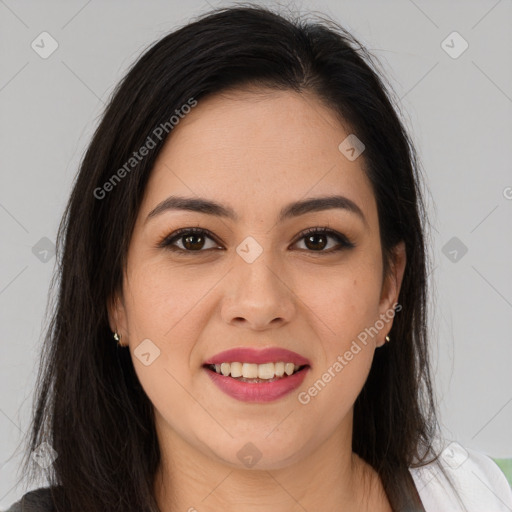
[{"x1": 145, "y1": 194, "x2": 367, "y2": 226}]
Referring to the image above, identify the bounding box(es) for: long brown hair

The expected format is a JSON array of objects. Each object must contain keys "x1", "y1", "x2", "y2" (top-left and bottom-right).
[{"x1": 15, "y1": 5, "x2": 440, "y2": 510}]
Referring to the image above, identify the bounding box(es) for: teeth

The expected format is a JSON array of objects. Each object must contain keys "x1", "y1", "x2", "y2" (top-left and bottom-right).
[
  {"x1": 243, "y1": 362, "x2": 259, "y2": 379},
  {"x1": 258, "y1": 363, "x2": 274, "y2": 379},
  {"x1": 285, "y1": 362, "x2": 295, "y2": 376},
  {"x1": 230, "y1": 362, "x2": 243, "y2": 378},
  {"x1": 210, "y1": 362, "x2": 302, "y2": 379}
]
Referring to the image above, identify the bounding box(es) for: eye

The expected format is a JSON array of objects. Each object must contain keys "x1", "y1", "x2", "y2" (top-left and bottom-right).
[
  {"x1": 157, "y1": 227, "x2": 222, "y2": 253},
  {"x1": 157, "y1": 226, "x2": 355, "y2": 255},
  {"x1": 292, "y1": 226, "x2": 355, "y2": 253}
]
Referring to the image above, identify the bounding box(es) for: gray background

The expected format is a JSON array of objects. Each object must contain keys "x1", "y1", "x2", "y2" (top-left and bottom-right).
[{"x1": 1, "y1": 0, "x2": 511, "y2": 506}]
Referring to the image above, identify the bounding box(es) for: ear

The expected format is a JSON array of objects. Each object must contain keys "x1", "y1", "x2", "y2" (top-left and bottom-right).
[
  {"x1": 107, "y1": 290, "x2": 128, "y2": 345},
  {"x1": 377, "y1": 240, "x2": 406, "y2": 347}
]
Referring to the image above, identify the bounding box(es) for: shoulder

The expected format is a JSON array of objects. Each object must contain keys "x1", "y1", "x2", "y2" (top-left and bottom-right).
[
  {"x1": 410, "y1": 442, "x2": 512, "y2": 512},
  {"x1": 4, "y1": 487, "x2": 56, "y2": 512}
]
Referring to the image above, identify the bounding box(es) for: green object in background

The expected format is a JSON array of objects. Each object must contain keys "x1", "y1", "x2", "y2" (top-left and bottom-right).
[{"x1": 492, "y1": 459, "x2": 512, "y2": 488}]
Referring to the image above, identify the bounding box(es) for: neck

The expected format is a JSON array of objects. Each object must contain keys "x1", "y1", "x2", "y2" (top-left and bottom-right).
[{"x1": 153, "y1": 423, "x2": 391, "y2": 512}]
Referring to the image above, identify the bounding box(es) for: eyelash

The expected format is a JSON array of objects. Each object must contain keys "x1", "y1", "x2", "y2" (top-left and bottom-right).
[{"x1": 156, "y1": 226, "x2": 355, "y2": 255}]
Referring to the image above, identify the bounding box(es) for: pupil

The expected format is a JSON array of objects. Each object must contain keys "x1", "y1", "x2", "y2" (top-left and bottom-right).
[
  {"x1": 184, "y1": 234, "x2": 204, "y2": 250},
  {"x1": 305, "y1": 234, "x2": 326, "y2": 251}
]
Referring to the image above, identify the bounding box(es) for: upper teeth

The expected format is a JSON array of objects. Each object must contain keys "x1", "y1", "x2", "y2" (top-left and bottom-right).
[{"x1": 213, "y1": 362, "x2": 301, "y2": 379}]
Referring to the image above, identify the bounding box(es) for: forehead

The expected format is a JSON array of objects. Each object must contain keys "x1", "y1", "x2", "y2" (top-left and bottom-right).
[{"x1": 141, "y1": 88, "x2": 377, "y2": 225}]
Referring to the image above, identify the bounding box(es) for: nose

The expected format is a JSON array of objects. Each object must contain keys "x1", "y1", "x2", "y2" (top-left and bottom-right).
[{"x1": 220, "y1": 252, "x2": 296, "y2": 331}]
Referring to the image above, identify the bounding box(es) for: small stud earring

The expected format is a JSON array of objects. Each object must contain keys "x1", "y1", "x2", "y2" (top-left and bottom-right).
[
  {"x1": 113, "y1": 332, "x2": 122, "y2": 347},
  {"x1": 385, "y1": 335, "x2": 390, "y2": 343}
]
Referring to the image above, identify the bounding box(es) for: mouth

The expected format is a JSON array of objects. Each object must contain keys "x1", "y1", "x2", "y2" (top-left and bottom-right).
[
  {"x1": 202, "y1": 347, "x2": 311, "y2": 401},
  {"x1": 203, "y1": 362, "x2": 310, "y2": 383},
  {"x1": 202, "y1": 362, "x2": 310, "y2": 402}
]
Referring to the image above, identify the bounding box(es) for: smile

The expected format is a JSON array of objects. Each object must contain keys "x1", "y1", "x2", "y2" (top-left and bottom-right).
[
  {"x1": 203, "y1": 363, "x2": 310, "y2": 402},
  {"x1": 207, "y1": 361, "x2": 305, "y2": 380}
]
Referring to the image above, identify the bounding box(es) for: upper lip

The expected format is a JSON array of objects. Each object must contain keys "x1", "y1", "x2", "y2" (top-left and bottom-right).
[{"x1": 204, "y1": 347, "x2": 311, "y2": 366}]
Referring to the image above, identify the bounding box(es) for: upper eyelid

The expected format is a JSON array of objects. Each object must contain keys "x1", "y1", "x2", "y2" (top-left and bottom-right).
[{"x1": 159, "y1": 226, "x2": 352, "y2": 250}]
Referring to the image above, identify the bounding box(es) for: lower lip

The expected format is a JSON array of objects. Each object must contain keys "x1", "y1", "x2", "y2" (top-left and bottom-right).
[{"x1": 204, "y1": 366, "x2": 309, "y2": 402}]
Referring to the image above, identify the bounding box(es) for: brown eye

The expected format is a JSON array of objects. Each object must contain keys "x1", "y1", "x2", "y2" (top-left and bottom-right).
[
  {"x1": 304, "y1": 232, "x2": 328, "y2": 251},
  {"x1": 294, "y1": 228, "x2": 355, "y2": 252},
  {"x1": 158, "y1": 228, "x2": 221, "y2": 253},
  {"x1": 181, "y1": 233, "x2": 206, "y2": 251},
  {"x1": 158, "y1": 226, "x2": 354, "y2": 255}
]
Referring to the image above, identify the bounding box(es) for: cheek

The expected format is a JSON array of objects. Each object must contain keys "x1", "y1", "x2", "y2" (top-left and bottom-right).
[
  {"x1": 295, "y1": 259, "x2": 383, "y2": 339},
  {"x1": 124, "y1": 259, "x2": 217, "y2": 341},
  {"x1": 123, "y1": 260, "x2": 202, "y2": 426},
  {"x1": 122, "y1": 261, "x2": 211, "y2": 406},
  {"x1": 296, "y1": 335, "x2": 375, "y2": 449},
  {"x1": 293, "y1": 258, "x2": 382, "y2": 407}
]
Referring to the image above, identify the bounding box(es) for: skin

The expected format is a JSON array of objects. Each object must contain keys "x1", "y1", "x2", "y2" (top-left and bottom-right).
[{"x1": 108, "y1": 88, "x2": 406, "y2": 512}]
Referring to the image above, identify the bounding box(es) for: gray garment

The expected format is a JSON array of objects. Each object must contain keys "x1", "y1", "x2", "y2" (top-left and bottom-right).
[{"x1": 4, "y1": 488, "x2": 55, "y2": 512}]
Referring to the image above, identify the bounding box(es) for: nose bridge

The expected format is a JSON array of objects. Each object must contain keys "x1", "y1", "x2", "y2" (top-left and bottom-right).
[{"x1": 221, "y1": 238, "x2": 295, "y2": 328}]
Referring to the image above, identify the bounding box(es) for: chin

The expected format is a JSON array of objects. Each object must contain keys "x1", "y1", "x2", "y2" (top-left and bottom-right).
[{"x1": 204, "y1": 437, "x2": 307, "y2": 472}]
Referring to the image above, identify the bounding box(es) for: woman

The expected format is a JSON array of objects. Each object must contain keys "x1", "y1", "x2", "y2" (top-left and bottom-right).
[{"x1": 6, "y1": 5, "x2": 512, "y2": 511}]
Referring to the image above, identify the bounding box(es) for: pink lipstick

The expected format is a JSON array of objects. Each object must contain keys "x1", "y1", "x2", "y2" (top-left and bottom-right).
[{"x1": 203, "y1": 347, "x2": 310, "y2": 403}]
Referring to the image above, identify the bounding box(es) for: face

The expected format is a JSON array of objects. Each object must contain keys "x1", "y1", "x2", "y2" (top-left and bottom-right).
[{"x1": 109, "y1": 88, "x2": 405, "y2": 471}]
